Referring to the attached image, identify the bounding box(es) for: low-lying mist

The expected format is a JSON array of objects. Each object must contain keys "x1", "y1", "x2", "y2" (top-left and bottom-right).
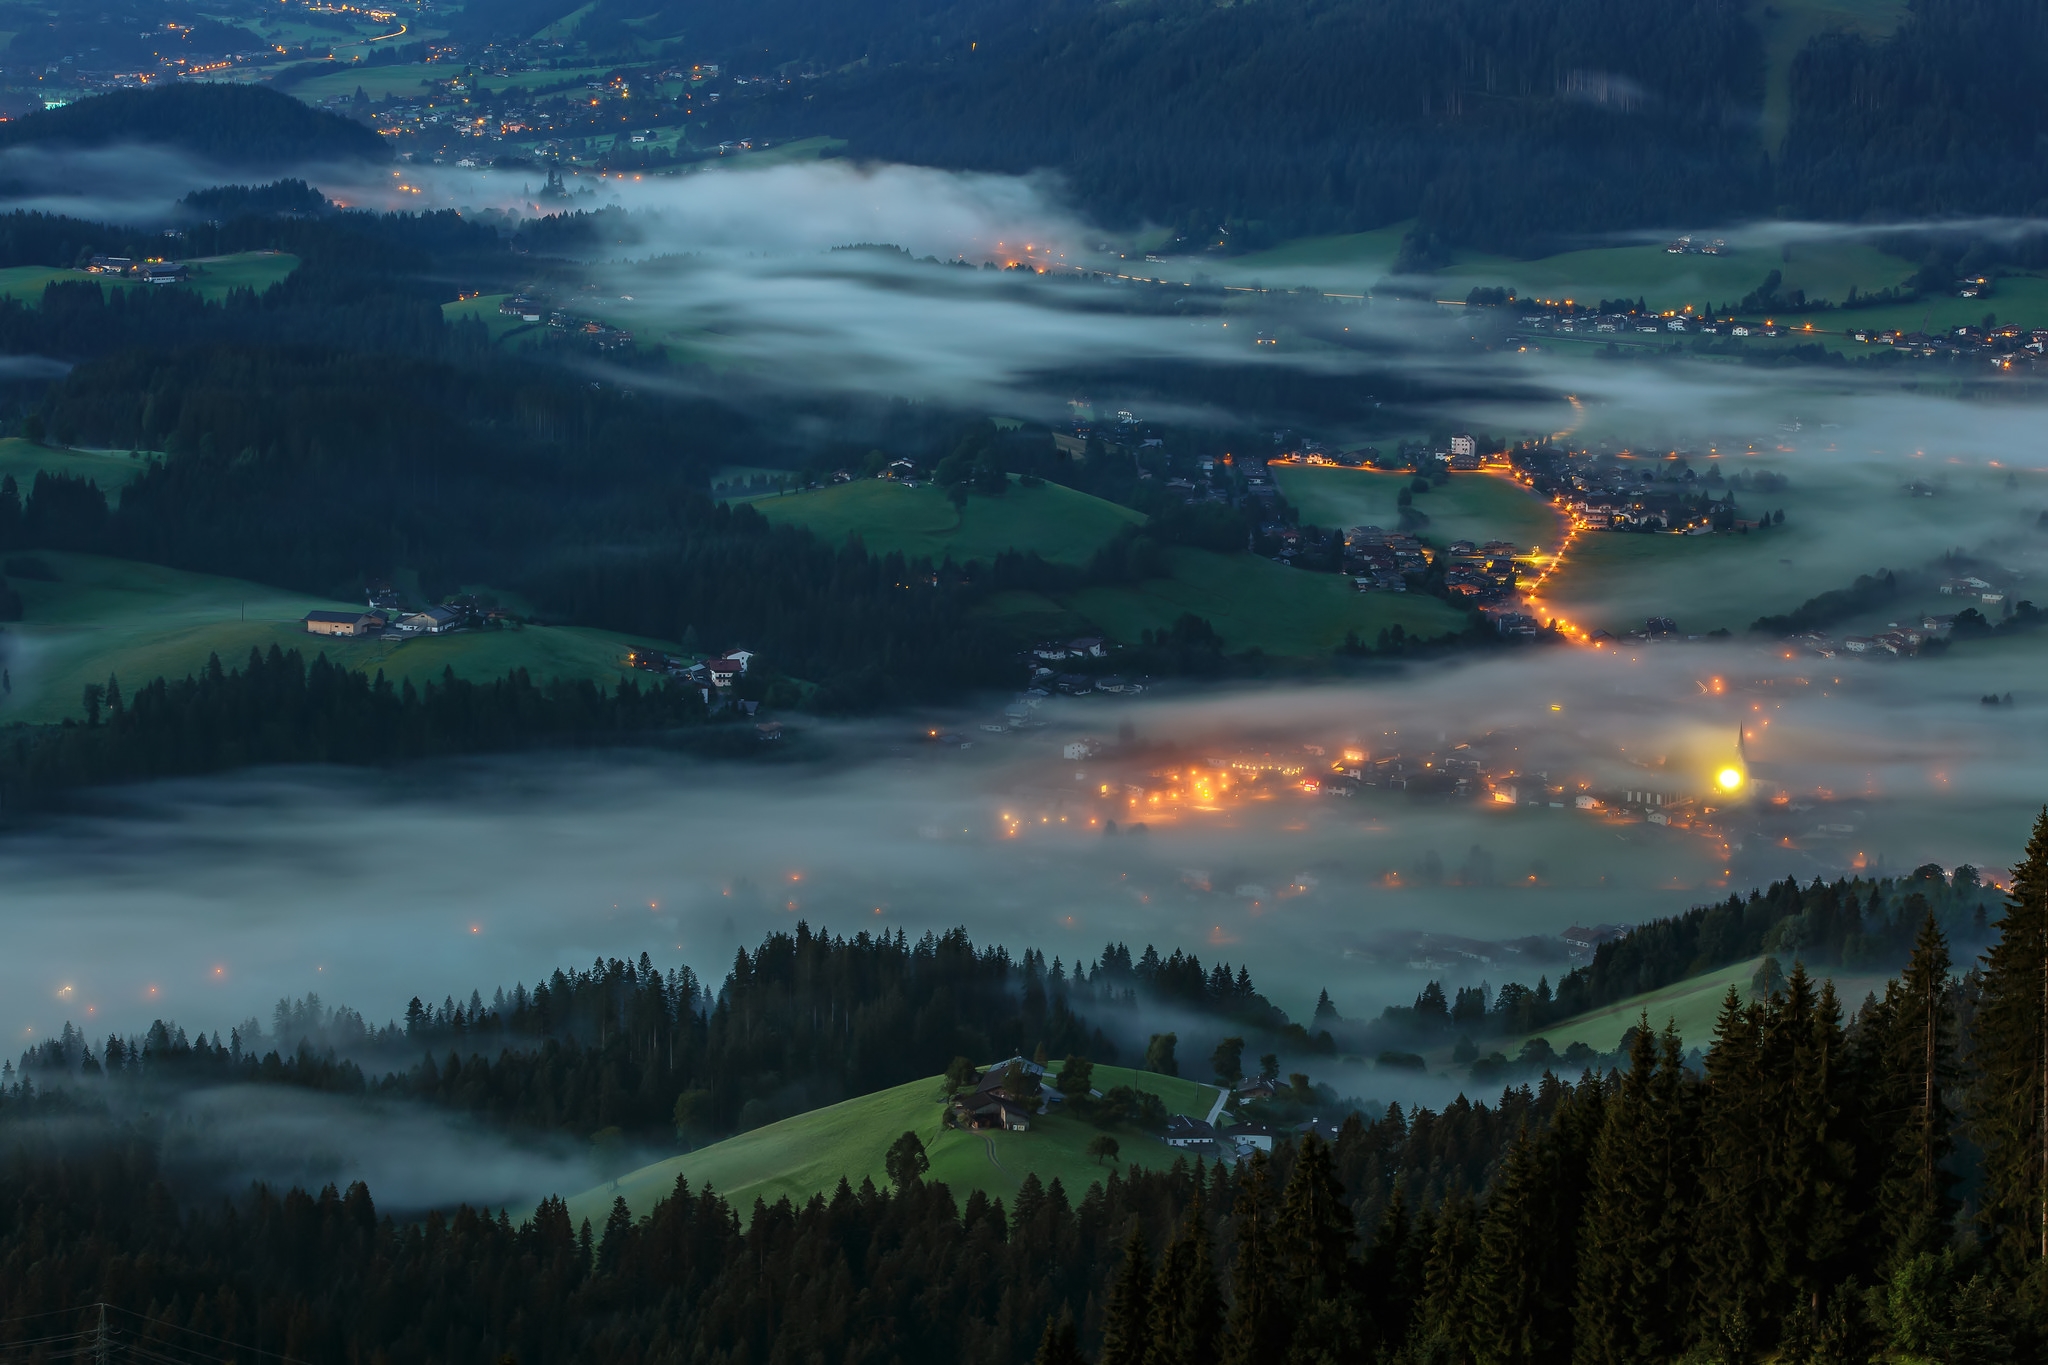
[{"x1": 5, "y1": 638, "x2": 2041, "y2": 1053}]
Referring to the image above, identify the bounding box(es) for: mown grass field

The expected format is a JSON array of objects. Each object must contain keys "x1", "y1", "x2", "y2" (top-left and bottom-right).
[
  {"x1": 289, "y1": 63, "x2": 441, "y2": 103},
  {"x1": 0, "y1": 252, "x2": 298, "y2": 306},
  {"x1": 1220, "y1": 223, "x2": 1410, "y2": 279},
  {"x1": 0, "y1": 439, "x2": 151, "y2": 501},
  {"x1": 754, "y1": 478, "x2": 1145, "y2": 568},
  {"x1": 569, "y1": 1064, "x2": 1223, "y2": 1225},
  {"x1": 1434, "y1": 239, "x2": 1920, "y2": 316},
  {"x1": 1271, "y1": 466, "x2": 1566, "y2": 551},
  {"x1": 0, "y1": 552, "x2": 669, "y2": 724},
  {"x1": 1061, "y1": 547, "x2": 1468, "y2": 657},
  {"x1": 1488, "y1": 956, "x2": 1895, "y2": 1061},
  {"x1": 1538, "y1": 456, "x2": 2042, "y2": 636}
]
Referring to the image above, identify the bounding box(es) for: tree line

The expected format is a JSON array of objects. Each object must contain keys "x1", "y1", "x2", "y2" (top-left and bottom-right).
[{"x1": 0, "y1": 645, "x2": 724, "y2": 811}]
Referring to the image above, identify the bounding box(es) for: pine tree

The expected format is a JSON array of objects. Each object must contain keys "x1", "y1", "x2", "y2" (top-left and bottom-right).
[
  {"x1": 1972, "y1": 807, "x2": 2048, "y2": 1269},
  {"x1": 1173, "y1": 1198, "x2": 1223, "y2": 1365},
  {"x1": 1695, "y1": 987, "x2": 1767, "y2": 1354},
  {"x1": 1466, "y1": 1124, "x2": 1563, "y2": 1364},
  {"x1": 1277, "y1": 1134, "x2": 1355, "y2": 1299},
  {"x1": 1102, "y1": 1223, "x2": 1153, "y2": 1365},
  {"x1": 1221, "y1": 1154, "x2": 1288, "y2": 1365},
  {"x1": 1876, "y1": 913, "x2": 1958, "y2": 1265},
  {"x1": 1034, "y1": 1309, "x2": 1088, "y2": 1365},
  {"x1": 1762, "y1": 966, "x2": 1855, "y2": 1328},
  {"x1": 1572, "y1": 1018, "x2": 1696, "y2": 1365},
  {"x1": 1414, "y1": 1190, "x2": 1478, "y2": 1364},
  {"x1": 1145, "y1": 1208, "x2": 1195, "y2": 1365},
  {"x1": 1359, "y1": 1187, "x2": 1420, "y2": 1348}
]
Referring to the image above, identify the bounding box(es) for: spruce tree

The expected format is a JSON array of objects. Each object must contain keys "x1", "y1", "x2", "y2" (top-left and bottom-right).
[
  {"x1": 1146, "y1": 1214, "x2": 1196, "y2": 1365},
  {"x1": 1762, "y1": 966, "x2": 1855, "y2": 1328},
  {"x1": 1972, "y1": 807, "x2": 2048, "y2": 1269},
  {"x1": 1102, "y1": 1223, "x2": 1154, "y2": 1365},
  {"x1": 1035, "y1": 1309, "x2": 1088, "y2": 1365},
  {"x1": 1572, "y1": 1018, "x2": 1696, "y2": 1365},
  {"x1": 1414, "y1": 1190, "x2": 1478, "y2": 1363},
  {"x1": 1877, "y1": 914, "x2": 1958, "y2": 1265},
  {"x1": 1277, "y1": 1134, "x2": 1355, "y2": 1299},
  {"x1": 1221, "y1": 1154, "x2": 1288, "y2": 1365},
  {"x1": 1466, "y1": 1125, "x2": 1561, "y2": 1364},
  {"x1": 1695, "y1": 987, "x2": 1767, "y2": 1354}
]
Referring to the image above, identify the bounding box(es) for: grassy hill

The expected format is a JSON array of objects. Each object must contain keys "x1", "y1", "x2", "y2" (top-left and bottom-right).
[
  {"x1": 0, "y1": 552, "x2": 671, "y2": 724},
  {"x1": 0, "y1": 439, "x2": 152, "y2": 501},
  {"x1": 1470, "y1": 956, "x2": 1896, "y2": 1066},
  {"x1": 753, "y1": 478, "x2": 1145, "y2": 568},
  {"x1": 0, "y1": 252, "x2": 299, "y2": 306},
  {"x1": 570, "y1": 1064, "x2": 1223, "y2": 1225},
  {"x1": 1059, "y1": 547, "x2": 1467, "y2": 658},
  {"x1": 1272, "y1": 467, "x2": 1565, "y2": 552}
]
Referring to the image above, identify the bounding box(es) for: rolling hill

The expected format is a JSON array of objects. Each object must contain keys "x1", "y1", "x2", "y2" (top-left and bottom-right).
[
  {"x1": 751, "y1": 477, "x2": 1145, "y2": 568},
  {"x1": 0, "y1": 551, "x2": 670, "y2": 725},
  {"x1": 0, "y1": 85, "x2": 384, "y2": 164},
  {"x1": 570, "y1": 1063, "x2": 1224, "y2": 1225}
]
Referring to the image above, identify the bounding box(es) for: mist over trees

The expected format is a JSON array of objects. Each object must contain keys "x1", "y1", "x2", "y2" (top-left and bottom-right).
[{"x1": 8, "y1": 818, "x2": 2048, "y2": 1359}]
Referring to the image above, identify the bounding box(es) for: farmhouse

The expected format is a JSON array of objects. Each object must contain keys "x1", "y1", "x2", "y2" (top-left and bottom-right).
[
  {"x1": 397, "y1": 606, "x2": 463, "y2": 634},
  {"x1": 1163, "y1": 1115, "x2": 1216, "y2": 1148},
  {"x1": 303, "y1": 610, "x2": 384, "y2": 638},
  {"x1": 1229, "y1": 1122, "x2": 1281, "y2": 1155}
]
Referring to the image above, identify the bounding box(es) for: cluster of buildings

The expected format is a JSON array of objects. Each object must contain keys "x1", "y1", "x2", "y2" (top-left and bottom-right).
[
  {"x1": 303, "y1": 603, "x2": 468, "y2": 638},
  {"x1": 948, "y1": 1057, "x2": 1292, "y2": 1161},
  {"x1": 1441, "y1": 539, "x2": 1524, "y2": 602},
  {"x1": 623, "y1": 645, "x2": 755, "y2": 692},
  {"x1": 84, "y1": 256, "x2": 188, "y2": 285},
  {"x1": 493, "y1": 294, "x2": 633, "y2": 350},
  {"x1": 1848, "y1": 322, "x2": 2048, "y2": 369},
  {"x1": 1345, "y1": 526, "x2": 1428, "y2": 592}
]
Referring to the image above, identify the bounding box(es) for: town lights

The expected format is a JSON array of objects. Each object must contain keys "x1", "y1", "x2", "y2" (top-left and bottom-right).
[{"x1": 1716, "y1": 767, "x2": 1744, "y2": 792}]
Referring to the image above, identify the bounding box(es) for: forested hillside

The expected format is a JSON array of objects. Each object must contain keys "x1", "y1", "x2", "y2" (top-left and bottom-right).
[
  {"x1": 6, "y1": 815, "x2": 2048, "y2": 1362},
  {"x1": 634, "y1": 0, "x2": 2047, "y2": 251}
]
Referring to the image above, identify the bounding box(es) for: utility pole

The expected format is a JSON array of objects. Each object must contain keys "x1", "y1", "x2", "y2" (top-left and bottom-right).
[{"x1": 94, "y1": 1302, "x2": 108, "y2": 1365}]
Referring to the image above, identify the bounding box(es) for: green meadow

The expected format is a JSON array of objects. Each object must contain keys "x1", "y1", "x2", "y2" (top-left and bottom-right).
[
  {"x1": 1061, "y1": 547, "x2": 1468, "y2": 657},
  {"x1": 289, "y1": 63, "x2": 441, "y2": 103},
  {"x1": 1541, "y1": 456, "x2": 2045, "y2": 636},
  {"x1": 569, "y1": 1064, "x2": 1224, "y2": 1224},
  {"x1": 0, "y1": 439, "x2": 152, "y2": 500},
  {"x1": 0, "y1": 552, "x2": 667, "y2": 724},
  {"x1": 1272, "y1": 466, "x2": 1567, "y2": 551},
  {"x1": 1434, "y1": 238, "x2": 1921, "y2": 316},
  {"x1": 1484, "y1": 956, "x2": 1895, "y2": 1063},
  {"x1": 0, "y1": 252, "x2": 298, "y2": 306},
  {"x1": 754, "y1": 477, "x2": 1145, "y2": 568},
  {"x1": 442, "y1": 293, "x2": 543, "y2": 342}
]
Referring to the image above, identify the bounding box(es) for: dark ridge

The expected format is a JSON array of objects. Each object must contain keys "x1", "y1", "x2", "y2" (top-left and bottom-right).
[{"x1": 0, "y1": 85, "x2": 385, "y2": 166}]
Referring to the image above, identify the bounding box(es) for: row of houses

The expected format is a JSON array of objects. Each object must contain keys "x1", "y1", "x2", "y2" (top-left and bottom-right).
[
  {"x1": 303, "y1": 605, "x2": 465, "y2": 638},
  {"x1": 86, "y1": 255, "x2": 188, "y2": 284}
]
